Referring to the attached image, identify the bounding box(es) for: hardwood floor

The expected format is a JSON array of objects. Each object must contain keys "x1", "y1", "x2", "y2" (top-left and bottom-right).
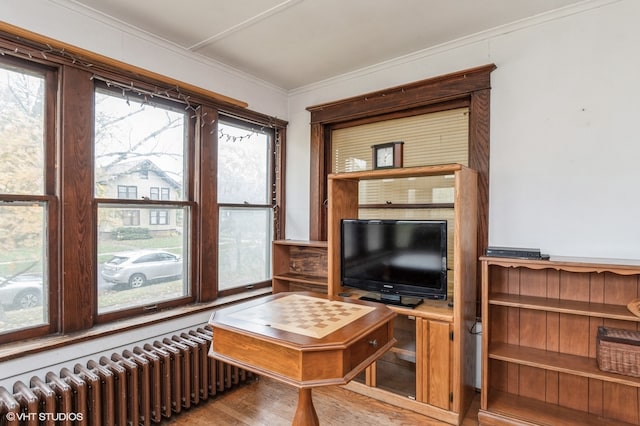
[{"x1": 160, "y1": 376, "x2": 480, "y2": 425}]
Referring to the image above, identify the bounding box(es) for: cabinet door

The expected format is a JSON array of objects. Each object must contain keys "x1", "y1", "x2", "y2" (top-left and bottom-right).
[
  {"x1": 417, "y1": 318, "x2": 451, "y2": 410},
  {"x1": 374, "y1": 314, "x2": 417, "y2": 397}
]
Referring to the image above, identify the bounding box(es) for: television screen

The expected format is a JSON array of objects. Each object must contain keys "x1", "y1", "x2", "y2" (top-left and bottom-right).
[{"x1": 340, "y1": 219, "x2": 447, "y2": 306}]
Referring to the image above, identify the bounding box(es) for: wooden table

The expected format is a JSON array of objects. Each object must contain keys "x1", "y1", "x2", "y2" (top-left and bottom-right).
[{"x1": 208, "y1": 291, "x2": 396, "y2": 425}]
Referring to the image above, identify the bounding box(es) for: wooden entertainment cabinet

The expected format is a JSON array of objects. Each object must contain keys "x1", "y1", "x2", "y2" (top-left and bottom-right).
[
  {"x1": 324, "y1": 164, "x2": 479, "y2": 425},
  {"x1": 480, "y1": 256, "x2": 640, "y2": 425}
]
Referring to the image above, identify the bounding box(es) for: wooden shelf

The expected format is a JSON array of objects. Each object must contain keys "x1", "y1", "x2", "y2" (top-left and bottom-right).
[
  {"x1": 489, "y1": 292, "x2": 640, "y2": 322},
  {"x1": 346, "y1": 288, "x2": 454, "y2": 322},
  {"x1": 272, "y1": 240, "x2": 328, "y2": 293},
  {"x1": 480, "y1": 255, "x2": 640, "y2": 276},
  {"x1": 328, "y1": 163, "x2": 463, "y2": 181},
  {"x1": 489, "y1": 342, "x2": 640, "y2": 388},
  {"x1": 389, "y1": 346, "x2": 417, "y2": 363},
  {"x1": 480, "y1": 390, "x2": 636, "y2": 426},
  {"x1": 481, "y1": 257, "x2": 640, "y2": 425},
  {"x1": 274, "y1": 239, "x2": 328, "y2": 248},
  {"x1": 272, "y1": 272, "x2": 327, "y2": 287}
]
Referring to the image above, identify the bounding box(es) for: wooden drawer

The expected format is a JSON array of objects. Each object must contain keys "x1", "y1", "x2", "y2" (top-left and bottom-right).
[{"x1": 349, "y1": 323, "x2": 392, "y2": 370}]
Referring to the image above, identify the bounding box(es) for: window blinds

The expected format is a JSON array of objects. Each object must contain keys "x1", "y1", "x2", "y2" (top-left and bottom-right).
[
  {"x1": 331, "y1": 108, "x2": 468, "y2": 299},
  {"x1": 331, "y1": 107, "x2": 469, "y2": 173}
]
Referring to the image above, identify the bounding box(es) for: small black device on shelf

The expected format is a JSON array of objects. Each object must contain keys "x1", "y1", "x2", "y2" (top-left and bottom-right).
[
  {"x1": 340, "y1": 219, "x2": 448, "y2": 307},
  {"x1": 486, "y1": 246, "x2": 549, "y2": 260}
]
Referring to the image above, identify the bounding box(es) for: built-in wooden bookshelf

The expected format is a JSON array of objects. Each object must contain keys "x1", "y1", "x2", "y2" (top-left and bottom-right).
[{"x1": 480, "y1": 256, "x2": 640, "y2": 426}]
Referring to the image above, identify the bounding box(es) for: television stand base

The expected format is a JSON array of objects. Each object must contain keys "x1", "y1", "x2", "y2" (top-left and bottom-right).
[{"x1": 359, "y1": 293, "x2": 424, "y2": 309}]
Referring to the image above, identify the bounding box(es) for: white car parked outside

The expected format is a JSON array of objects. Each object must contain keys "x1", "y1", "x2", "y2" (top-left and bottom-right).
[{"x1": 101, "y1": 250, "x2": 183, "y2": 289}]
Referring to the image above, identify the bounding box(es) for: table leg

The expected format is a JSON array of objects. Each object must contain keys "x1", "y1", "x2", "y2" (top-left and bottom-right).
[{"x1": 292, "y1": 387, "x2": 319, "y2": 426}]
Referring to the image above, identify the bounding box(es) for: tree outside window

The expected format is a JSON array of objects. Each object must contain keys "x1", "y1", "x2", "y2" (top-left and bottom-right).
[
  {"x1": 217, "y1": 118, "x2": 274, "y2": 292},
  {"x1": 0, "y1": 32, "x2": 285, "y2": 342},
  {"x1": 0, "y1": 63, "x2": 49, "y2": 336},
  {"x1": 94, "y1": 87, "x2": 190, "y2": 314}
]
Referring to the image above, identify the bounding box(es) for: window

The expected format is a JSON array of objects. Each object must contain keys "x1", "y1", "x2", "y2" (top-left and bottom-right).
[
  {"x1": 118, "y1": 185, "x2": 138, "y2": 199},
  {"x1": 0, "y1": 29, "x2": 286, "y2": 345},
  {"x1": 331, "y1": 108, "x2": 469, "y2": 173},
  {"x1": 217, "y1": 118, "x2": 274, "y2": 292},
  {"x1": 307, "y1": 65, "x2": 494, "y2": 242},
  {"x1": 99, "y1": 238, "x2": 185, "y2": 312},
  {"x1": 94, "y1": 86, "x2": 190, "y2": 315},
  {"x1": 0, "y1": 60, "x2": 53, "y2": 338},
  {"x1": 122, "y1": 210, "x2": 140, "y2": 226},
  {"x1": 150, "y1": 187, "x2": 170, "y2": 200},
  {"x1": 150, "y1": 210, "x2": 169, "y2": 225}
]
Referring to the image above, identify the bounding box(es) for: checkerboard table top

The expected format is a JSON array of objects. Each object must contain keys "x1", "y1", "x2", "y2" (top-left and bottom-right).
[{"x1": 228, "y1": 293, "x2": 375, "y2": 338}]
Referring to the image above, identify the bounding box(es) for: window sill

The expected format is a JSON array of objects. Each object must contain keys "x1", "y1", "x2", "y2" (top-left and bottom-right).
[{"x1": 0, "y1": 287, "x2": 272, "y2": 362}]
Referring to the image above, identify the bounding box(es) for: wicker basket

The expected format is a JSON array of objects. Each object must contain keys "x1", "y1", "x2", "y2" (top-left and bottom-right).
[{"x1": 596, "y1": 326, "x2": 640, "y2": 377}]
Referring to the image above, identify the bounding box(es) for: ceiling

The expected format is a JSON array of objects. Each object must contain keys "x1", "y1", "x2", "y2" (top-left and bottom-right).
[{"x1": 69, "y1": 0, "x2": 585, "y2": 90}]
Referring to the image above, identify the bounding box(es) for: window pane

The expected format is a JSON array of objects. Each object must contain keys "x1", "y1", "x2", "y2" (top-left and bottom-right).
[
  {"x1": 218, "y1": 207, "x2": 272, "y2": 291},
  {"x1": 0, "y1": 202, "x2": 48, "y2": 334},
  {"x1": 217, "y1": 122, "x2": 270, "y2": 204},
  {"x1": 118, "y1": 185, "x2": 138, "y2": 199},
  {"x1": 0, "y1": 66, "x2": 45, "y2": 195},
  {"x1": 97, "y1": 204, "x2": 189, "y2": 314},
  {"x1": 121, "y1": 210, "x2": 140, "y2": 226},
  {"x1": 94, "y1": 89, "x2": 186, "y2": 200},
  {"x1": 149, "y1": 210, "x2": 169, "y2": 225}
]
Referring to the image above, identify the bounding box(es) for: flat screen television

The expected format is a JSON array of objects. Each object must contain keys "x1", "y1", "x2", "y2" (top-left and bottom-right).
[{"x1": 340, "y1": 219, "x2": 447, "y2": 307}]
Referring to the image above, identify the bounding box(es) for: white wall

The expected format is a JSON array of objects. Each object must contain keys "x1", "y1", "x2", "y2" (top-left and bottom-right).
[
  {"x1": 286, "y1": 0, "x2": 640, "y2": 261},
  {"x1": 488, "y1": 0, "x2": 640, "y2": 258}
]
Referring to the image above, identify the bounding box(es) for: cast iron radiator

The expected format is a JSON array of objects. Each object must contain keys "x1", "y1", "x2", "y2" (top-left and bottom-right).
[{"x1": 0, "y1": 326, "x2": 254, "y2": 425}]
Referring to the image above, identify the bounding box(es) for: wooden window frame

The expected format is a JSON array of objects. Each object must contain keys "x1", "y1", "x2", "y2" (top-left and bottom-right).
[
  {"x1": 215, "y1": 115, "x2": 278, "y2": 296},
  {"x1": 0, "y1": 26, "x2": 287, "y2": 346},
  {"x1": 306, "y1": 65, "x2": 495, "y2": 263},
  {"x1": 0, "y1": 55, "x2": 59, "y2": 342}
]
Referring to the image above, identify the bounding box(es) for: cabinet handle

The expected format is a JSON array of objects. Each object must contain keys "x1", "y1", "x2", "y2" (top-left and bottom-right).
[{"x1": 368, "y1": 339, "x2": 378, "y2": 348}]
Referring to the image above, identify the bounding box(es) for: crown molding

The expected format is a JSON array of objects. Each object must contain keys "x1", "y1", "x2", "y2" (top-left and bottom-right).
[{"x1": 289, "y1": 0, "x2": 622, "y2": 96}]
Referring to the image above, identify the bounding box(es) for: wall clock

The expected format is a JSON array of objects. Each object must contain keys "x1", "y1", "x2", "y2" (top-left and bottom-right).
[{"x1": 372, "y1": 141, "x2": 403, "y2": 169}]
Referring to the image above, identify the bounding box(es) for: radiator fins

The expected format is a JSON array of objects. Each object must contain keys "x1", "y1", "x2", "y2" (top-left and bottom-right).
[{"x1": 0, "y1": 325, "x2": 253, "y2": 425}]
